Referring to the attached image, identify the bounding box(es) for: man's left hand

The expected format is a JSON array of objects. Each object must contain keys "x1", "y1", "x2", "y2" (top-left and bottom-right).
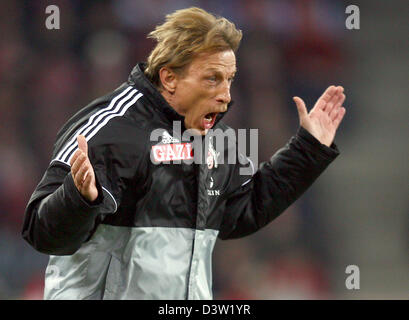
[{"x1": 293, "y1": 85, "x2": 346, "y2": 147}]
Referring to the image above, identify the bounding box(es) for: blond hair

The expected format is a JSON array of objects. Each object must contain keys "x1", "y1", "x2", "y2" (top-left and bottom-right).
[{"x1": 144, "y1": 7, "x2": 242, "y2": 86}]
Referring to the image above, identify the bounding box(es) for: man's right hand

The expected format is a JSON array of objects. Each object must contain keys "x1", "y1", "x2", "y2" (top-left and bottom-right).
[{"x1": 70, "y1": 135, "x2": 99, "y2": 203}]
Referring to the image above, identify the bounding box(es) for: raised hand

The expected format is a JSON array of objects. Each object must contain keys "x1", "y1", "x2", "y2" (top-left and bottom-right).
[
  {"x1": 70, "y1": 135, "x2": 98, "y2": 202},
  {"x1": 293, "y1": 86, "x2": 346, "y2": 147}
]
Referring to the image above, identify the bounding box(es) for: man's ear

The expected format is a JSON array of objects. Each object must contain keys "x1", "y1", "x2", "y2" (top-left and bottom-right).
[{"x1": 159, "y1": 67, "x2": 178, "y2": 94}]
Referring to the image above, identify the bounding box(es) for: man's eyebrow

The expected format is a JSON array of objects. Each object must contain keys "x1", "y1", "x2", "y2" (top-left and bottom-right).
[{"x1": 204, "y1": 67, "x2": 237, "y2": 75}]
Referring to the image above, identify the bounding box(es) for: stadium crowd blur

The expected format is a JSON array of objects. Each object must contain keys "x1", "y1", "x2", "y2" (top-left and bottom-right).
[{"x1": 0, "y1": 0, "x2": 351, "y2": 299}]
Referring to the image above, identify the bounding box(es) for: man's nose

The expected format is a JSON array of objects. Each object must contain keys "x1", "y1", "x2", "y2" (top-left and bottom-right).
[{"x1": 216, "y1": 81, "x2": 231, "y2": 104}]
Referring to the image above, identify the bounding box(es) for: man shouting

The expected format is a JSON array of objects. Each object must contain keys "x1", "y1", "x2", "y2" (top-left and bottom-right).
[{"x1": 22, "y1": 7, "x2": 346, "y2": 300}]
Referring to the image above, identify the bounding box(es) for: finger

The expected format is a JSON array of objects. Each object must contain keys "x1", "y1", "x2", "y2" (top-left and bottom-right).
[
  {"x1": 83, "y1": 170, "x2": 89, "y2": 182},
  {"x1": 74, "y1": 161, "x2": 89, "y2": 187},
  {"x1": 320, "y1": 85, "x2": 337, "y2": 103},
  {"x1": 315, "y1": 85, "x2": 336, "y2": 110},
  {"x1": 336, "y1": 92, "x2": 346, "y2": 108},
  {"x1": 333, "y1": 107, "x2": 346, "y2": 128},
  {"x1": 82, "y1": 170, "x2": 93, "y2": 190},
  {"x1": 293, "y1": 96, "x2": 308, "y2": 120},
  {"x1": 70, "y1": 149, "x2": 82, "y2": 167},
  {"x1": 71, "y1": 152, "x2": 86, "y2": 176},
  {"x1": 323, "y1": 87, "x2": 342, "y2": 113},
  {"x1": 77, "y1": 135, "x2": 88, "y2": 155},
  {"x1": 329, "y1": 94, "x2": 346, "y2": 121},
  {"x1": 327, "y1": 92, "x2": 344, "y2": 117}
]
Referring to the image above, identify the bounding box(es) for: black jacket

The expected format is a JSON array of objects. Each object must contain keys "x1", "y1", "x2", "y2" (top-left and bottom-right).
[{"x1": 22, "y1": 63, "x2": 340, "y2": 299}]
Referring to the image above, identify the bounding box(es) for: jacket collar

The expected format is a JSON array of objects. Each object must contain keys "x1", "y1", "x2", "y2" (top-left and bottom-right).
[{"x1": 127, "y1": 63, "x2": 233, "y2": 128}]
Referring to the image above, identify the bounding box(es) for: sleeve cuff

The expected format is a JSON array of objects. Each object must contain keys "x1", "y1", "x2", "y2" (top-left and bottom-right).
[
  {"x1": 63, "y1": 173, "x2": 104, "y2": 213},
  {"x1": 93, "y1": 169, "x2": 118, "y2": 214},
  {"x1": 296, "y1": 126, "x2": 340, "y2": 160}
]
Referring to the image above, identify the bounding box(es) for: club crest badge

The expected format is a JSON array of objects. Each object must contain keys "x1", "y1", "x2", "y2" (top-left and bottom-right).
[
  {"x1": 207, "y1": 137, "x2": 219, "y2": 170},
  {"x1": 207, "y1": 151, "x2": 214, "y2": 169}
]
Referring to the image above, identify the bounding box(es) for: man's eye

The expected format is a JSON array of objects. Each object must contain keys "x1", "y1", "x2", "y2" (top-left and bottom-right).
[{"x1": 208, "y1": 76, "x2": 217, "y2": 82}]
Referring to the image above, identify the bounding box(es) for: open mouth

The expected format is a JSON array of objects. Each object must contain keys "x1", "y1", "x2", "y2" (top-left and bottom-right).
[{"x1": 203, "y1": 112, "x2": 218, "y2": 130}]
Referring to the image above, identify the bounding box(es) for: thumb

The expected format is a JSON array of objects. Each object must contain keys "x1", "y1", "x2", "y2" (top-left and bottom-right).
[
  {"x1": 77, "y1": 135, "x2": 88, "y2": 155},
  {"x1": 293, "y1": 96, "x2": 308, "y2": 120}
]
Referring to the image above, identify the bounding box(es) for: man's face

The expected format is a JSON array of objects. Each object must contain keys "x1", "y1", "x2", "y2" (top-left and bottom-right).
[{"x1": 170, "y1": 50, "x2": 236, "y2": 135}]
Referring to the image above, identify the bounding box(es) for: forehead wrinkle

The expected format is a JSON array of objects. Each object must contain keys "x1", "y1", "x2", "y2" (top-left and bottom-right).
[
  {"x1": 191, "y1": 51, "x2": 236, "y2": 70},
  {"x1": 204, "y1": 65, "x2": 236, "y2": 72},
  {"x1": 202, "y1": 64, "x2": 237, "y2": 78}
]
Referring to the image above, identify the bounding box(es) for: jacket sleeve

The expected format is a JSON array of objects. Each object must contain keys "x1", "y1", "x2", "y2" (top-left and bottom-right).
[
  {"x1": 22, "y1": 123, "x2": 144, "y2": 255},
  {"x1": 218, "y1": 126, "x2": 340, "y2": 240},
  {"x1": 21, "y1": 163, "x2": 111, "y2": 255}
]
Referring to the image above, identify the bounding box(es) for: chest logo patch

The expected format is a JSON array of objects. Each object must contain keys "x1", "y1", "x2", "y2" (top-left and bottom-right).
[{"x1": 152, "y1": 143, "x2": 193, "y2": 162}]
